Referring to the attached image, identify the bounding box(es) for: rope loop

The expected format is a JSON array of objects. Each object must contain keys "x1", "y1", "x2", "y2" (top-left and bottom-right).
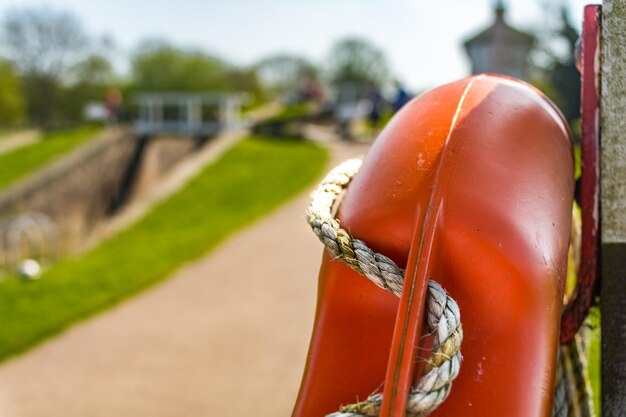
[{"x1": 306, "y1": 159, "x2": 462, "y2": 417}]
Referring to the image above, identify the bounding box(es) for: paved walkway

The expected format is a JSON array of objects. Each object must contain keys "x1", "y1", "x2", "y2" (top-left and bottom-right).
[{"x1": 0, "y1": 139, "x2": 370, "y2": 417}]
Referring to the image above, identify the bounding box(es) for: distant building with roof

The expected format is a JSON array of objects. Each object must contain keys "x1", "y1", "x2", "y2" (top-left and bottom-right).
[{"x1": 463, "y1": 1, "x2": 534, "y2": 81}]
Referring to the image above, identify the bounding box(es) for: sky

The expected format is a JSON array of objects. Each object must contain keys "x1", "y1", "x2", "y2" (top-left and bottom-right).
[{"x1": 0, "y1": 0, "x2": 599, "y2": 91}]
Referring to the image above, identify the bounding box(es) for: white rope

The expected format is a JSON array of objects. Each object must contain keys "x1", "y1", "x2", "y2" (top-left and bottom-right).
[{"x1": 306, "y1": 159, "x2": 462, "y2": 417}]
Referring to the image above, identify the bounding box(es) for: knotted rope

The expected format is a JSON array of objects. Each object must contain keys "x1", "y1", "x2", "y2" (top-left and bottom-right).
[
  {"x1": 306, "y1": 159, "x2": 462, "y2": 417},
  {"x1": 306, "y1": 159, "x2": 595, "y2": 417}
]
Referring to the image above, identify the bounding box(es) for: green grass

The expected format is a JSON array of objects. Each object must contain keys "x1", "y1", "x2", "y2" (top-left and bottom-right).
[
  {"x1": 0, "y1": 126, "x2": 101, "y2": 190},
  {"x1": 0, "y1": 130, "x2": 14, "y2": 140},
  {"x1": 574, "y1": 143, "x2": 582, "y2": 179},
  {"x1": 587, "y1": 308, "x2": 601, "y2": 416},
  {"x1": 0, "y1": 136, "x2": 328, "y2": 361}
]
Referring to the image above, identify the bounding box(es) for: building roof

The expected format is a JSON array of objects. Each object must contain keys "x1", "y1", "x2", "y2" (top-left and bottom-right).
[{"x1": 463, "y1": 4, "x2": 534, "y2": 50}]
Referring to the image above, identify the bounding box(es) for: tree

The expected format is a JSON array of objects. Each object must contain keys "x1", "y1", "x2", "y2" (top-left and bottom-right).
[
  {"x1": 131, "y1": 42, "x2": 231, "y2": 91},
  {"x1": 1, "y1": 6, "x2": 87, "y2": 126},
  {"x1": 326, "y1": 37, "x2": 390, "y2": 86},
  {"x1": 255, "y1": 54, "x2": 317, "y2": 96},
  {"x1": 130, "y1": 41, "x2": 264, "y2": 104},
  {"x1": 226, "y1": 67, "x2": 265, "y2": 103},
  {"x1": 548, "y1": 8, "x2": 580, "y2": 122},
  {"x1": 62, "y1": 54, "x2": 117, "y2": 121},
  {"x1": 530, "y1": 4, "x2": 581, "y2": 123},
  {"x1": 0, "y1": 60, "x2": 24, "y2": 126},
  {"x1": 70, "y1": 55, "x2": 116, "y2": 87}
]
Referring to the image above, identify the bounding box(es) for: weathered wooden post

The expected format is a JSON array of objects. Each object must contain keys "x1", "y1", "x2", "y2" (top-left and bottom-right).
[{"x1": 601, "y1": 1, "x2": 626, "y2": 416}]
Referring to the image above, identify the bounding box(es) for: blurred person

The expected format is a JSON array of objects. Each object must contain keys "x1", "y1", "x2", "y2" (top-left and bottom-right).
[
  {"x1": 365, "y1": 83, "x2": 385, "y2": 138},
  {"x1": 303, "y1": 77, "x2": 325, "y2": 105},
  {"x1": 105, "y1": 88, "x2": 122, "y2": 124},
  {"x1": 392, "y1": 81, "x2": 412, "y2": 112}
]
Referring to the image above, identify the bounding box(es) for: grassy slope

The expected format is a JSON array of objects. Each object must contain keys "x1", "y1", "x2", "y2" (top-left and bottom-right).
[
  {"x1": 0, "y1": 136, "x2": 328, "y2": 361},
  {"x1": 0, "y1": 126, "x2": 101, "y2": 190}
]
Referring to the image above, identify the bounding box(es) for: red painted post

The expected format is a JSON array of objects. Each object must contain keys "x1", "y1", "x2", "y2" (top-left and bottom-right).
[{"x1": 560, "y1": 4, "x2": 601, "y2": 345}]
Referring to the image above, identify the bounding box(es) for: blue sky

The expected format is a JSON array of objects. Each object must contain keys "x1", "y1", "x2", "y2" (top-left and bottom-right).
[{"x1": 0, "y1": 0, "x2": 598, "y2": 90}]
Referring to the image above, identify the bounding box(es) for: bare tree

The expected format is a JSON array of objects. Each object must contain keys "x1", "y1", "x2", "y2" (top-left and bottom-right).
[
  {"x1": 2, "y1": 6, "x2": 87, "y2": 77},
  {"x1": 1, "y1": 6, "x2": 87, "y2": 126}
]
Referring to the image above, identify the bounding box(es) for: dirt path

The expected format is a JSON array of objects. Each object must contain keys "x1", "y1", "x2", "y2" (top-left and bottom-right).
[
  {"x1": 0, "y1": 139, "x2": 370, "y2": 417},
  {"x1": 0, "y1": 130, "x2": 40, "y2": 156}
]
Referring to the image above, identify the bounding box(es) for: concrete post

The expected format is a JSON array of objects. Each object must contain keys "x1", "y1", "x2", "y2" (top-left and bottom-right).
[{"x1": 601, "y1": 1, "x2": 626, "y2": 416}]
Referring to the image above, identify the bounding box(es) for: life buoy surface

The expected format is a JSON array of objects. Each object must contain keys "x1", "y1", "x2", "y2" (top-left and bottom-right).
[{"x1": 293, "y1": 74, "x2": 574, "y2": 417}]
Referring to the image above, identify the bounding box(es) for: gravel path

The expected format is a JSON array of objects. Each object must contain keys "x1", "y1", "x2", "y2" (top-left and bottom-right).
[{"x1": 0, "y1": 139, "x2": 369, "y2": 417}]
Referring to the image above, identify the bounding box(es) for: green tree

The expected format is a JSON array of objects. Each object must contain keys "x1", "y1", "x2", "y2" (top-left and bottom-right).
[
  {"x1": 131, "y1": 42, "x2": 231, "y2": 91},
  {"x1": 226, "y1": 67, "x2": 265, "y2": 104},
  {"x1": 71, "y1": 55, "x2": 116, "y2": 87},
  {"x1": 326, "y1": 37, "x2": 390, "y2": 86},
  {"x1": 62, "y1": 55, "x2": 117, "y2": 120},
  {"x1": 0, "y1": 60, "x2": 24, "y2": 126},
  {"x1": 130, "y1": 42, "x2": 264, "y2": 105}
]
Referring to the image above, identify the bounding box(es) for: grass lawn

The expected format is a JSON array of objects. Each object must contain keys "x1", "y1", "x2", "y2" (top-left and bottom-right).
[
  {"x1": 0, "y1": 135, "x2": 328, "y2": 361},
  {"x1": 0, "y1": 126, "x2": 101, "y2": 190}
]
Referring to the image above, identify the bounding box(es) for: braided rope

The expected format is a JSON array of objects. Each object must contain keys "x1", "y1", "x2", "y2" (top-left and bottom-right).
[
  {"x1": 306, "y1": 159, "x2": 404, "y2": 296},
  {"x1": 306, "y1": 159, "x2": 462, "y2": 417},
  {"x1": 327, "y1": 281, "x2": 463, "y2": 417}
]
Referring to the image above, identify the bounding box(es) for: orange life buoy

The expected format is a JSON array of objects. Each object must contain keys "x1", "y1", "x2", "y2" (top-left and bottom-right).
[{"x1": 292, "y1": 74, "x2": 574, "y2": 417}]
